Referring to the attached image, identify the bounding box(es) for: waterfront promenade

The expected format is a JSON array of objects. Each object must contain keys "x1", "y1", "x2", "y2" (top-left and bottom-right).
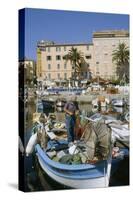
[
  {"x1": 26, "y1": 86, "x2": 129, "y2": 106},
  {"x1": 39, "y1": 91, "x2": 129, "y2": 104}
]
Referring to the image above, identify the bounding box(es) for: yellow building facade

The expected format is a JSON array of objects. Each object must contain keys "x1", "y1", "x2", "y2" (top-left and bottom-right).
[{"x1": 36, "y1": 30, "x2": 129, "y2": 81}]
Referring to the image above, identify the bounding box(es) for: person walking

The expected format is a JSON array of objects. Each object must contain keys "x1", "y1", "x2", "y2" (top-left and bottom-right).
[{"x1": 64, "y1": 95, "x2": 79, "y2": 143}]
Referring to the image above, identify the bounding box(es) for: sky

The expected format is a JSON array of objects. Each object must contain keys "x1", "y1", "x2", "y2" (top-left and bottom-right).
[{"x1": 19, "y1": 8, "x2": 129, "y2": 60}]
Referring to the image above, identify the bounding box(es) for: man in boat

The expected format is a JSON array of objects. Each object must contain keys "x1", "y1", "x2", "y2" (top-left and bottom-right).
[{"x1": 64, "y1": 95, "x2": 79, "y2": 144}]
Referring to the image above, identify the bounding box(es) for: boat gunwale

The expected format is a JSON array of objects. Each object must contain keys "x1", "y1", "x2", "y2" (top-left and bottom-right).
[
  {"x1": 37, "y1": 153, "x2": 105, "y2": 180},
  {"x1": 35, "y1": 144, "x2": 108, "y2": 171}
]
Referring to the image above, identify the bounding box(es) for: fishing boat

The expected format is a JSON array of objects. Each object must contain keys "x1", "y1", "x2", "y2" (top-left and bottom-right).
[
  {"x1": 25, "y1": 115, "x2": 113, "y2": 189},
  {"x1": 111, "y1": 99, "x2": 125, "y2": 107},
  {"x1": 35, "y1": 143, "x2": 112, "y2": 189},
  {"x1": 26, "y1": 112, "x2": 129, "y2": 189},
  {"x1": 35, "y1": 141, "x2": 129, "y2": 189}
]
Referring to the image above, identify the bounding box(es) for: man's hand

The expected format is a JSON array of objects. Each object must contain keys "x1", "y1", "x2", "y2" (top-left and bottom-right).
[{"x1": 64, "y1": 108, "x2": 73, "y2": 115}]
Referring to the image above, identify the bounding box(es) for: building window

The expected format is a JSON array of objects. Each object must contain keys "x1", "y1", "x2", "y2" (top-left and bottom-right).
[
  {"x1": 57, "y1": 64, "x2": 60, "y2": 69},
  {"x1": 96, "y1": 62, "x2": 99, "y2": 64},
  {"x1": 48, "y1": 47, "x2": 50, "y2": 52},
  {"x1": 57, "y1": 73, "x2": 60, "y2": 79},
  {"x1": 47, "y1": 56, "x2": 52, "y2": 61},
  {"x1": 56, "y1": 47, "x2": 61, "y2": 52},
  {"x1": 48, "y1": 73, "x2": 51, "y2": 79},
  {"x1": 85, "y1": 55, "x2": 91, "y2": 59},
  {"x1": 64, "y1": 63, "x2": 67, "y2": 69},
  {"x1": 48, "y1": 64, "x2": 51, "y2": 70},
  {"x1": 40, "y1": 47, "x2": 46, "y2": 51},
  {"x1": 64, "y1": 73, "x2": 67, "y2": 79},
  {"x1": 86, "y1": 45, "x2": 89, "y2": 50},
  {"x1": 63, "y1": 55, "x2": 66, "y2": 60},
  {"x1": 56, "y1": 55, "x2": 61, "y2": 60},
  {"x1": 64, "y1": 46, "x2": 66, "y2": 51},
  {"x1": 104, "y1": 53, "x2": 108, "y2": 56}
]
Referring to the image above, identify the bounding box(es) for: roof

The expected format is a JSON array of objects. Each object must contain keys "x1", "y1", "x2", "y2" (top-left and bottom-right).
[
  {"x1": 93, "y1": 30, "x2": 129, "y2": 38},
  {"x1": 37, "y1": 42, "x2": 93, "y2": 48}
]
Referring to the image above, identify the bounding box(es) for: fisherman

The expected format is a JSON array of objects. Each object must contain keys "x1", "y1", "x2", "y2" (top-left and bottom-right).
[{"x1": 64, "y1": 95, "x2": 79, "y2": 144}]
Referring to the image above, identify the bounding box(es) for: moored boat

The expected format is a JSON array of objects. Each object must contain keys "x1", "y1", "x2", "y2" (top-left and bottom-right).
[
  {"x1": 26, "y1": 112, "x2": 129, "y2": 189},
  {"x1": 35, "y1": 143, "x2": 112, "y2": 189},
  {"x1": 111, "y1": 99, "x2": 125, "y2": 107}
]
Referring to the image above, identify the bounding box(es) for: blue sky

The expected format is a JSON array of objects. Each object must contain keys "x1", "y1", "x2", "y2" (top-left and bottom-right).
[{"x1": 22, "y1": 8, "x2": 129, "y2": 60}]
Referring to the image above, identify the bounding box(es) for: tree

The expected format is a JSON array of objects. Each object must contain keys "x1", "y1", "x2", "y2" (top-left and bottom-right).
[
  {"x1": 63, "y1": 47, "x2": 86, "y2": 86},
  {"x1": 112, "y1": 43, "x2": 129, "y2": 82}
]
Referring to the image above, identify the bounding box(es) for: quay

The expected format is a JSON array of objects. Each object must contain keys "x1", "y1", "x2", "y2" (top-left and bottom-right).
[{"x1": 38, "y1": 92, "x2": 129, "y2": 104}]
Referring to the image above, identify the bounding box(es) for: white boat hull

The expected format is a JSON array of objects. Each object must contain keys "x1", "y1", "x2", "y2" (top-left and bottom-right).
[{"x1": 111, "y1": 99, "x2": 124, "y2": 107}]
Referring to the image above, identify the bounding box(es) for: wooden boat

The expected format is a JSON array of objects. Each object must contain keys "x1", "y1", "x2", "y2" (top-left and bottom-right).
[
  {"x1": 29, "y1": 117, "x2": 113, "y2": 189},
  {"x1": 26, "y1": 111, "x2": 129, "y2": 189},
  {"x1": 26, "y1": 120, "x2": 129, "y2": 189},
  {"x1": 35, "y1": 143, "x2": 112, "y2": 189}
]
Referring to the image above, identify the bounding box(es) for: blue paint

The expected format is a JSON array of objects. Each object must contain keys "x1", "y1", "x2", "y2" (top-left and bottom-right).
[{"x1": 35, "y1": 144, "x2": 108, "y2": 180}]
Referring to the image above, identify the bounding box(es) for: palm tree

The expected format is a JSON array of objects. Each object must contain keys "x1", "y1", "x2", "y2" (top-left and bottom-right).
[
  {"x1": 63, "y1": 47, "x2": 86, "y2": 86},
  {"x1": 112, "y1": 43, "x2": 129, "y2": 82}
]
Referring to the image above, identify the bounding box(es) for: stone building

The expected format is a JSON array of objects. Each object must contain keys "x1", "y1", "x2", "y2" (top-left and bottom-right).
[
  {"x1": 92, "y1": 30, "x2": 129, "y2": 79},
  {"x1": 36, "y1": 30, "x2": 129, "y2": 82}
]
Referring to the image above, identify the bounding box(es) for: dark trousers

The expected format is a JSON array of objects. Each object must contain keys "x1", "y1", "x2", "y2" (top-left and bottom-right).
[{"x1": 65, "y1": 114, "x2": 76, "y2": 143}]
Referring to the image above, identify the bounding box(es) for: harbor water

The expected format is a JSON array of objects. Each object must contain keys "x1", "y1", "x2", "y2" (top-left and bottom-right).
[{"x1": 22, "y1": 98, "x2": 129, "y2": 192}]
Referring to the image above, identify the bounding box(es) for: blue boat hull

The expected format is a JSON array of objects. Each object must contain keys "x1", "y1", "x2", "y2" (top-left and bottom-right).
[{"x1": 35, "y1": 144, "x2": 112, "y2": 189}]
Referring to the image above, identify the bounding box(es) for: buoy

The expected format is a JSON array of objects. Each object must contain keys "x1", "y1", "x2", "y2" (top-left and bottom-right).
[{"x1": 26, "y1": 133, "x2": 37, "y2": 156}]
